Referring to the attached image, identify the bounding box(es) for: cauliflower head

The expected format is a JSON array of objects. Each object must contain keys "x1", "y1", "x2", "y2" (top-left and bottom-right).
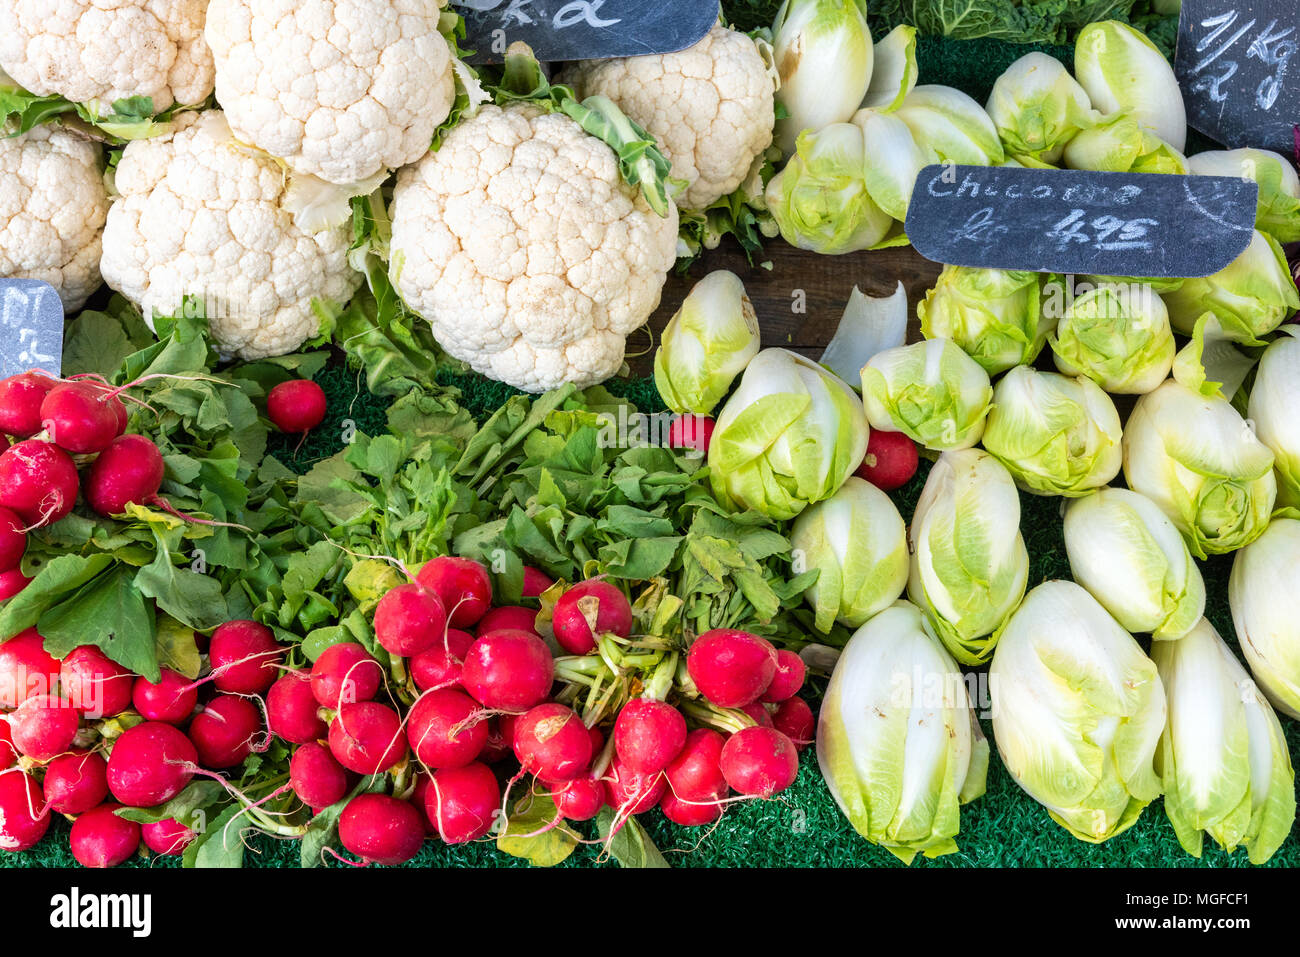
[
  {"x1": 0, "y1": 125, "x2": 107, "y2": 310},
  {"x1": 205, "y1": 0, "x2": 456, "y2": 186},
  {"x1": 563, "y1": 24, "x2": 776, "y2": 212},
  {"x1": 0, "y1": 0, "x2": 214, "y2": 112},
  {"x1": 100, "y1": 111, "x2": 362, "y2": 359},
  {"x1": 389, "y1": 103, "x2": 680, "y2": 393}
]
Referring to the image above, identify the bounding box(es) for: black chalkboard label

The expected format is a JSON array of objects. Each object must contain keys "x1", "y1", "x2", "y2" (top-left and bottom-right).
[
  {"x1": 1174, "y1": 0, "x2": 1299, "y2": 152},
  {"x1": 0, "y1": 279, "x2": 63, "y2": 378},
  {"x1": 453, "y1": 0, "x2": 717, "y2": 64},
  {"x1": 905, "y1": 165, "x2": 1258, "y2": 278}
]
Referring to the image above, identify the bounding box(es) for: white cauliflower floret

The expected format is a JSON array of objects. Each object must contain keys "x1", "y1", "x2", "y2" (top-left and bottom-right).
[
  {"x1": 390, "y1": 103, "x2": 680, "y2": 393},
  {"x1": 564, "y1": 23, "x2": 776, "y2": 211},
  {"x1": 0, "y1": 0, "x2": 214, "y2": 112},
  {"x1": 0, "y1": 125, "x2": 107, "y2": 310},
  {"x1": 100, "y1": 111, "x2": 362, "y2": 359},
  {"x1": 205, "y1": 0, "x2": 456, "y2": 186}
]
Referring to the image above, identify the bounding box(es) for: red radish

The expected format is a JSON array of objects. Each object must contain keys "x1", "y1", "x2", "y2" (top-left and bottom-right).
[
  {"x1": 555, "y1": 778, "x2": 604, "y2": 821},
  {"x1": 266, "y1": 380, "x2": 328, "y2": 434},
  {"x1": 59, "y1": 645, "x2": 134, "y2": 718},
  {"x1": 739, "y1": 701, "x2": 774, "y2": 729},
  {"x1": 0, "y1": 506, "x2": 25, "y2": 571},
  {"x1": 719, "y1": 727, "x2": 799, "y2": 798},
  {"x1": 587, "y1": 723, "x2": 605, "y2": 756},
  {"x1": 310, "y1": 642, "x2": 383, "y2": 708},
  {"x1": 667, "y1": 413, "x2": 716, "y2": 454},
  {"x1": 856, "y1": 429, "x2": 919, "y2": 491},
  {"x1": 190, "y1": 695, "x2": 263, "y2": 769},
  {"x1": 373, "y1": 583, "x2": 447, "y2": 657},
  {"x1": 665, "y1": 728, "x2": 728, "y2": 802},
  {"x1": 9, "y1": 693, "x2": 77, "y2": 761},
  {"x1": 772, "y1": 697, "x2": 814, "y2": 749},
  {"x1": 108, "y1": 393, "x2": 128, "y2": 436},
  {"x1": 660, "y1": 789, "x2": 724, "y2": 826},
  {"x1": 760, "y1": 650, "x2": 806, "y2": 703},
  {"x1": 70, "y1": 804, "x2": 140, "y2": 868},
  {"x1": 552, "y1": 580, "x2": 633, "y2": 655},
  {"x1": 416, "y1": 557, "x2": 492, "y2": 627},
  {"x1": 603, "y1": 757, "x2": 666, "y2": 815},
  {"x1": 0, "y1": 628, "x2": 60, "y2": 708},
  {"x1": 411, "y1": 773, "x2": 434, "y2": 833},
  {"x1": 522, "y1": 566, "x2": 554, "y2": 599},
  {"x1": 142, "y1": 817, "x2": 196, "y2": 856},
  {"x1": 498, "y1": 714, "x2": 521, "y2": 753},
  {"x1": 475, "y1": 606, "x2": 540, "y2": 637},
  {"x1": 339, "y1": 794, "x2": 424, "y2": 866},
  {"x1": 513, "y1": 703, "x2": 592, "y2": 782},
  {"x1": 42, "y1": 751, "x2": 109, "y2": 815},
  {"x1": 461, "y1": 630, "x2": 554, "y2": 712},
  {"x1": 686, "y1": 629, "x2": 778, "y2": 708},
  {"x1": 409, "y1": 628, "x2": 475, "y2": 692},
  {"x1": 290, "y1": 742, "x2": 351, "y2": 810},
  {"x1": 0, "y1": 567, "x2": 30, "y2": 601},
  {"x1": 0, "y1": 718, "x2": 14, "y2": 769},
  {"x1": 106, "y1": 721, "x2": 197, "y2": 807},
  {"x1": 613, "y1": 698, "x2": 686, "y2": 775},
  {"x1": 479, "y1": 717, "x2": 513, "y2": 764},
  {"x1": 209, "y1": 620, "x2": 283, "y2": 695},
  {"x1": 0, "y1": 439, "x2": 78, "y2": 527},
  {"x1": 267, "y1": 672, "x2": 328, "y2": 744},
  {"x1": 0, "y1": 371, "x2": 57, "y2": 438},
  {"x1": 0, "y1": 772, "x2": 48, "y2": 851},
  {"x1": 328, "y1": 702, "x2": 406, "y2": 775},
  {"x1": 131, "y1": 668, "x2": 198, "y2": 724},
  {"x1": 39, "y1": 381, "x2": 124, "y2": 454},
  {"x1": 83, "y1": 434, "x2": 165, "y2": 516},
  {"x1": 406, "y1": 688, "x2": 487, "y2": 770},
  {"x1": 424, "y1": 762, "x2": 499, "y2": 844}
]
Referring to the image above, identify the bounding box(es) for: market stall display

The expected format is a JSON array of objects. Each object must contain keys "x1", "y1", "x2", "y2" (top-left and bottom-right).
[{"x1": 1, "y1": 0, "x2": 1298, "y2": 871}]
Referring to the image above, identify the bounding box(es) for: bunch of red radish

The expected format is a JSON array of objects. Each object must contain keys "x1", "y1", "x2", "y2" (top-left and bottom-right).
[
  {"x1": 0, "y1": 370, "x2": 328, "y2": 567},
  {"x1": 0, "y1": 618, "x2": 292, "y2": 865},
  {"x1": 0, "y1": 549, "x2": 816, "y2": 867},
  {"x1": 300, "y1": 557, "x2": 816, "y2": 867}
]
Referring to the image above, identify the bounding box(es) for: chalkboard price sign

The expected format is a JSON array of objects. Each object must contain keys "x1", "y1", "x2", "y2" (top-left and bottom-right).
[
  {"x1": 0, "y1": 279, "x2": 64, "y2": 378},
  {"x1": 452, "y1": 0, "x2": 717, "y2": 64},
  {"x1": 905, "y1": 165, "x2": 1258, "y2": 278},
  {"x1": 1174, "y1": 0, "x2": 1299, "y2": 153}
]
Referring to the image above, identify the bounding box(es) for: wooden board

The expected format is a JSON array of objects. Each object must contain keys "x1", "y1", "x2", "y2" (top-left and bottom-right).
[{"x1": 628, "y1": 243, "x2": 943, "y2": 377}]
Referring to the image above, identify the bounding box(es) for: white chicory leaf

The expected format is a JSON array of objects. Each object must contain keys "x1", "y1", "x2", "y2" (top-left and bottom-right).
[
  {"x1": 772, "y1": 0, "x2": 874, "y2": 155},
  {"x1": 990, "y1": 581, "x2": 1166, "y2": 843},
  {"x1": 708, "y1": 348, "x2": 869, "y2": 521},
  {"x1": 861, "y1": 337, "x2": 993, "y2": 451},
  {"x1": 1247, "y1": 331, "x2": 1300, "y2": 508},
  {"x1": 1153, "y1": 617, "x2": 1295, "y2": 864},
  {"x1": 908, "y1": 449, "x2": 1029, "y2": 665},
  {"x1": 981, "y1": 367, "x2": 1123, "y2": 497},
  {"x1": 791, "y1": 477, "x2": 909, "y2": 633},
  {"x1": 859, "y1": 25, "x2": 918, "y2": 113},
  {"x1": 918, "y1": 266, "x2": 1052, "y2": 375},
  {"x1": 1123, "y1": 379, "x2": 1277, "y2": 558},
  {"x1": 818, "y1": 601, "x2": 988, "y2": 864},
  {"x1": 1064, "y1": 487, "x2": 1206, "y2": 641},
  {"x1": 1050, "y1": 282, "x2": 1176, "y2": 394},
  {"x1": 653, "y1": 270, "x2": 761, "y2": 416},
  {"x1": 1074, "y1": 20, "x2": 1187, "y2": 152},
  {"x1": 1231, "y1": 519, "x2": 1300, "y2": 719},
  {"x1": 818, "y1": 282, "x2": 907, "y2": 383}
]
